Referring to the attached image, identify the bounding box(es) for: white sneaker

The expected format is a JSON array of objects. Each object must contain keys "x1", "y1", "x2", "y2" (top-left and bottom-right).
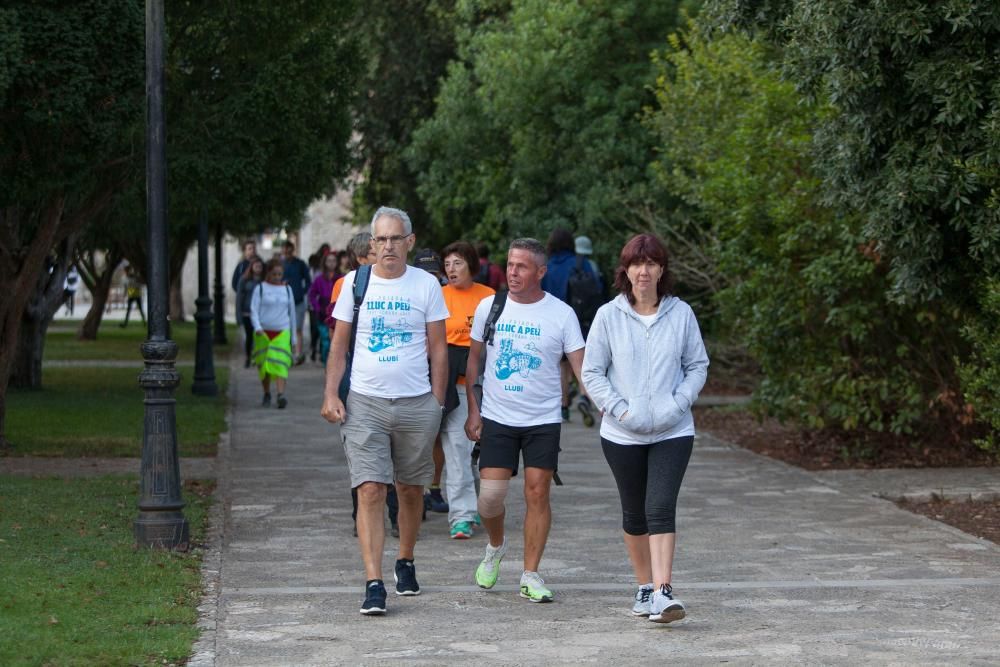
[
  {"x1": 649, "y1": 583, "x2": 685, "y2": 623},
  {"x1": 631, "y1": 584, "x2": 654, "y2": 616}
]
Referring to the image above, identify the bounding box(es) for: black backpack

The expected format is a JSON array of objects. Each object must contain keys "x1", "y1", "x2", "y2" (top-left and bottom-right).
[
  {"x1": 338, "y1": 264, "x2": 372, "y2": 402},
  {"x1": 566, "y1": 255, "x2": 602, "y2": 337}
]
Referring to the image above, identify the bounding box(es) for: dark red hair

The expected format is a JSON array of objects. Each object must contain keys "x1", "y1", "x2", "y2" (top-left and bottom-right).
[{"x1": 613, "y1": 234, "x2": 674, "y2": 305}]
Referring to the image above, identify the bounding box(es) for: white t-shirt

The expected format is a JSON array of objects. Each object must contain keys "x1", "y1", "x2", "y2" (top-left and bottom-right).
[
  {"x1": 332, "y1": 266, "x2": 449, "y2": 399},
  {"x1": 471, "y1": 292, "x2": 585, "y2": 426}
]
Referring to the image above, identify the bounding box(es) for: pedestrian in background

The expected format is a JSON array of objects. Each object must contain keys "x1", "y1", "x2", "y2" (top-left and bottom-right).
[
  {"x1": 119, "y1": 266, "x2": 145, "y2": 327},
  {"x1": 63, "y1": 264, "x2": 80, "y2": 316},
  {"x1": 475, "y1": 241, "x2": 506, "y2": 291},
  {"x1": 308, "y1": 252, "x2": 341, "y2": 365},
  {"x1": 413, "y1": 248, "x2": 450, "y2": 515},
  {"x1": 250, "y1": 258, "x2": 297, "y2": 409},
  {"x1": 281, "y1": 240, "x2": 312, "y2": 366},
  {"x1": 440, "y1": 240, "x2": 495, "y2": 539},
  {"x1": 582, "y1": 232, "x2": 709, "y2": 624},
  {"x1": 231, "y1": 239, "x2": 257, "y2": 293},
  {"x1": 236, "y1": 257, "x2": 264, "y2": 368},
  {"x1": 574, "y1": 235, "x2": 603, "y2": 291},
  {"x1": 541, "y1": 228, "x2": 600, "y2": 422}
]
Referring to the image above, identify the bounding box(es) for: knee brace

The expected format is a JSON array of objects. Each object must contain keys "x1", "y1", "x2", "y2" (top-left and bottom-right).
[{"x1": 477, "y1": 478, "x2": 510, "y2": 518}]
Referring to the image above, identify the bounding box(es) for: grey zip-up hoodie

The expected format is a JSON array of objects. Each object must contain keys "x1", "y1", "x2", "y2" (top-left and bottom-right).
[{"x1": 582, "y1": 294, "x2": 709, "y2": 444}]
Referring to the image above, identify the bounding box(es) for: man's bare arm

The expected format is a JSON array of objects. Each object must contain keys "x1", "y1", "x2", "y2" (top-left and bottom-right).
[{"x1": 320, "y1": 320, "x2": 353, "y2": 424}]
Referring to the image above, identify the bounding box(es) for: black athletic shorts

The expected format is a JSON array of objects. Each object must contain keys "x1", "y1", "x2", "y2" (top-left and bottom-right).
[{"x1": 478, "y1": 417, "x2": 561, "y2": 476}]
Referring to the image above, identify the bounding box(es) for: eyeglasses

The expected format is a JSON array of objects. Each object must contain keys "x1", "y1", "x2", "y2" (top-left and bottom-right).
[{"x1": 371, "y1": 234, "x2": 412, "y2": 247}]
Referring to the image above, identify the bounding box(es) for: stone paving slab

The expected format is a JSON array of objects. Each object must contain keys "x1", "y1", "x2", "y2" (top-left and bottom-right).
[
  {"x1": 193, "y1": 362, "x2": 1000, "y2": 666},
  {"x1": 809, "y1": 467, "x2": 1000, "y2": 503}
]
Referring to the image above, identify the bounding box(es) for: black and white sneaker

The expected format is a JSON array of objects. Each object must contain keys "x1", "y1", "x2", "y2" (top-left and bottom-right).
[
  {"x1": 360, "y1": 579, "x2": 387, "y2": 615},
  {"x1": 276, "y1": 394, "x2": 287, "y2": 409},
  {"x1": 649, "y1": 583, "x2": 686, "y2": 623},
  {"x1": 394, "y1": 558, "x2": 420, "y2": 596}
]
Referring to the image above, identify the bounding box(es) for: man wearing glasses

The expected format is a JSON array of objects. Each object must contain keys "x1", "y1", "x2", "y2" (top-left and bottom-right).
[{"x1": 321, "y1": 206, "x2": 449, "y2": 616}]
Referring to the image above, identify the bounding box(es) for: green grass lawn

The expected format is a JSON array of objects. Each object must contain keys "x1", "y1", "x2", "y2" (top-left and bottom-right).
[
  {"x1": 6, "y1": 366, "x2": 228, "y2": 457},
  {"x1": 0, "y1": 475, "x2": 212, "y2": 667},
  {"x1": 45, "y1": 321, "x2": 237, "y2": 362}
]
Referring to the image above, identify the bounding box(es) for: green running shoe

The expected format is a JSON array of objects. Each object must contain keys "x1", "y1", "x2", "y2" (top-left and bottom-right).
[
  {"x1": 519, "y1": 571, "x2": 553, "y2": 602},
  {"x1": 450, "y1": 521, "x2": 473, "y2": 539},
  {"x1": 474, "y1": 538, "x2": 507, "y2": 589}
]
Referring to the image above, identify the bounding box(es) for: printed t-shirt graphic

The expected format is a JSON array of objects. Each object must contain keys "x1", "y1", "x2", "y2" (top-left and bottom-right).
[
  {"x1": 332, "y1": 266, "x2": 449, "y2": 399},
  {"x1": 471, "y1": 292, "x2": 584, "y2": 427}
]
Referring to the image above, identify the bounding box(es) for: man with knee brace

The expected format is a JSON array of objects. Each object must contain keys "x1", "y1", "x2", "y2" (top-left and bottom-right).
[
  {"x1": 465, "y1": 238, "x2": 587, "y2": 603},
  {"x1": 321, "y1": 206, "x2": 449, "y2": 616}
]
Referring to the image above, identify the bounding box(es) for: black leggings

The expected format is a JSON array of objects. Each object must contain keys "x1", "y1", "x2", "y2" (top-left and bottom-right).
[
  {"x1": 242, "y1": 319, "x2": 255, "y2": 361},
  {"x1": 602, "y1": 435, "x2": 693, "y2": 535}
]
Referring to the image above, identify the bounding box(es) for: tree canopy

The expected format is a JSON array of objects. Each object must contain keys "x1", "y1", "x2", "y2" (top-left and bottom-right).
[{"x1": 409, "y1": 0, "x2": 696, "y2": 256}]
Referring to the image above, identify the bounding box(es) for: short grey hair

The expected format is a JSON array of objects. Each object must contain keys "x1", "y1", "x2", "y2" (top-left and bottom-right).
[
  {"x1": 370, "y1": 206, "x2": 413, "y2": 236},
  {"x1": 347, "y1": 231, "x2": 372, "y2": 259},
  {"x1": 508, "y1": 237, "x2": 547, "y2": 267}
]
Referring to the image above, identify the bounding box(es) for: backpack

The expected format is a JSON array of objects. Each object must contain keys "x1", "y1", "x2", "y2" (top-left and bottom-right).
[
  {"x1": 566, "y1": 255, "x2": 602, "y2": 337},
  {"x1": 471, "y1": 290, "x2": 508, "y2": 411},
  {"x1": 337, "y1": 265, "x2": 372, "y2": 402}
]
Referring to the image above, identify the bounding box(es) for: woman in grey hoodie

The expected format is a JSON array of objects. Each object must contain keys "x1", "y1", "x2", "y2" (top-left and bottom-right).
[{"x1": 582, "y1": 233, "x2": 709, "y2": 624}]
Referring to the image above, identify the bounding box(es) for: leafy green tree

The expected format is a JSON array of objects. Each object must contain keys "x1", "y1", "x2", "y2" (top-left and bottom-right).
[
  {"x1": 0, "y1": 1, "x2": 363, "y2": 448},
  {"x1": 0, "y1": 1, "x2": 144, "y2": 449},
  {"x1": 410, "y1": 0, "x2": 695, "y2": 259},
  {"x1": 703, "y1": 0, "x2": 1000, "y2": 446},
  {"x1": 648, "y1": 25, "x2": 966, "y2": 439},
  {"x1": 349, "y1": 0, "x2": 460, "y2": 236}
]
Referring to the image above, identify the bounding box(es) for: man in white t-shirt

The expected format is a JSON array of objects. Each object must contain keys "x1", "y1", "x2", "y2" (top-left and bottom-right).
[
  {"x1": 464, "y1": 238, "x2": 586, "y2": 603},
  {"x1": 321, "y1": 206, "x2": 449, "y2": 616}
]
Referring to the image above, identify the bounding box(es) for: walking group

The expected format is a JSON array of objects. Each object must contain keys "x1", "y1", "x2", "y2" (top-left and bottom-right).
[{"x1": 317, "y1": 206, "x2": 710, "y2": 624}]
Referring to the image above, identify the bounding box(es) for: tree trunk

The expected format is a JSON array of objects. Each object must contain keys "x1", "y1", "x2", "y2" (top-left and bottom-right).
[
  {"x1": 0, "y1": 384, "x2": 8, "y2": 454},
  {"x1": 77, "y1": 268, "x2": 114, "y2": 340},
  {"x1": 76, "y1": 249, "x2": 120, "y2": 340},
  {"x1": 9, "y1": 314, "x2": 46, "y2": 390},
  {"x1": 0, "y1": 200, "x2": 66, "y2": 449},
  {"x1": 170, "y1": 271, "x2": 186, "y2": 322},
  {"x1": 10, "y1": 236, "x2": 76, "y2": 390}
]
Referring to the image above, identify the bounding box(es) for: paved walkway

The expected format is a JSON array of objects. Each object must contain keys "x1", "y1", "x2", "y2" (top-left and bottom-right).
[{"x1": 187, "y1": 362, "x2": 1000, "y2": 665}]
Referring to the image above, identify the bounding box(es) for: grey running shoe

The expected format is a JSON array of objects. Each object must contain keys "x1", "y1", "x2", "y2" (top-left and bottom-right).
[
  {"x1": 261, "y1": 392, "x2": 271, "y2": 407},
  {"x1": 631, "y1": 585, "x2": 654, "y2": 616},
  {"x1": 649, "y1": 583, "x2": 686, "y2": 623}
]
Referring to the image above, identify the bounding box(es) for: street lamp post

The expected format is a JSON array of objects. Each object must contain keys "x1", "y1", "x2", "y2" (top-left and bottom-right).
[
  {"x1": 213, "y1": 225, "x2": 227, "y2": 345},
  {"x1": 135, "y1": 0, "x2": 189, "y2": 550},
  {"x1": 192, "y1": 212, "x2": 218, "y2": 396}
]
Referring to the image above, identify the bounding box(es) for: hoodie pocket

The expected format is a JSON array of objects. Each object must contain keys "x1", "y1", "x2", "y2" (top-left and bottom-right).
[
  {"x1": 621, "y1": 395, "x2": 655, "y2": 434},
  {"x1": 652, "y1": 393, "x2": 686, "y2": 432}
]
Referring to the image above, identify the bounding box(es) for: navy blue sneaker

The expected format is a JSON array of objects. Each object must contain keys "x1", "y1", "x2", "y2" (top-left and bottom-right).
[
  {"x1": 424, "y1": 488, "x2": 449, "y2": 513},
  {"x1": 394, "y1": 559, "x2": 420, "y2": 596},
  {"x1": 360, "y1": 579, "x2": 387, "y2": 615}
]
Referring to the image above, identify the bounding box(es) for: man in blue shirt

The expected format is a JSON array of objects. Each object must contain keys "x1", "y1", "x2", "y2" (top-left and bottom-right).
[{"x1": 282, "y1": 240, "x2": 312, "y2": 364}]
